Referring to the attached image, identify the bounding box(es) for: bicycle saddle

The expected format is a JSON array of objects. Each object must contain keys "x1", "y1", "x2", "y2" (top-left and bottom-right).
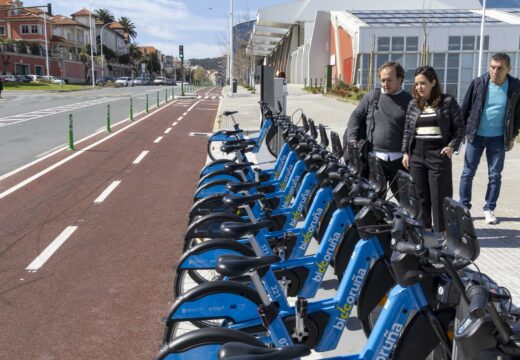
[
  {"x1": 220, "y1": 129, "x2": 243, "y2": 136},
  {"x1": 223, "y1": 194, "x2": 264, "y2": 207},
  {"x1": 224, "y1": 162, "x2": 255, "y2": 171},
  {"x1": 218, "y1": 342, "x2": 310, "y2": 360},
  {"x1": 223, "y1": 111, "x2": 238, "y2": 116},
  {"x1": 216, "y1": 254, "x2": 280, "y2": 277},
  {"x1": 227, "y1": 181, "x2": 262, "y2": 192},
  {"x1": 220, "y1": 220, "x2": 273, "y2": 238}
]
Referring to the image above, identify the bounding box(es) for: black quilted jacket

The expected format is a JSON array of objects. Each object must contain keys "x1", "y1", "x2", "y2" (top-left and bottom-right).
[
  {"x1": 401, "y1": 95, "x2": 465, "y2": 154},
  {"x1": 460, "y1": 73, "x2": 520, "y2": 148}
]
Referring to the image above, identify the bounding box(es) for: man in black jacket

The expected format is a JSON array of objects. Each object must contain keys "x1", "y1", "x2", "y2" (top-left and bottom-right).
[
  {"x1": 459, "y1": 53, "x2": 520, "y2": 224},
  {"x1": 345, "y1": 61, "x2": 412, "y2": 198}
]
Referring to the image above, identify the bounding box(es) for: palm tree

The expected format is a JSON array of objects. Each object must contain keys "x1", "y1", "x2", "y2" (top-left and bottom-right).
[
  {"x1": 118, "y1": 16, "x2": 137, "y2": 40},
  {"x1": 94, "y1": 8, "x2": 115, "y2": 24}
]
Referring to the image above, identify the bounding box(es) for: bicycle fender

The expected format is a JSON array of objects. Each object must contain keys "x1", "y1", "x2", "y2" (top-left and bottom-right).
[
  {"x1": 208, "y1": 131, "x2": 234, "y2": 142},
  {"x1": 184, "y1": 213, "x2": 247, "y2": 242},
  {"x1": 163, "y1": 281, "x2": 263, "y2": 344},
  {"x1": 356, "y1": 258, "x2": 395, "y2": 337},
  {"x1": 332, "y1": 225, "x2": 360, "y2": 280},
  {"x1": 199, "y1": 159, "x2": 236, "y2": 177},
  {"x1": 392, "y1": 307, "x2": 455, "y2": 360},
  {"x1": 157, "y1": 327, "x2": 265, "y2": 359},
  {"x1": 177, "y1": 239, "x2": 254, "y2": 270},
  {"x1": 197, "y1": 170, "x2": 243, "y2": 188}
]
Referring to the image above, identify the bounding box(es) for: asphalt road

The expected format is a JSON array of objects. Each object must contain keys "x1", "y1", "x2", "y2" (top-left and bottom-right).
[
  {"x1": 0, "y1": 87, "x2": 221, "y2": 359},
  {"x1": 0, "y1": 85, "x2": 221, "y2": 176}
]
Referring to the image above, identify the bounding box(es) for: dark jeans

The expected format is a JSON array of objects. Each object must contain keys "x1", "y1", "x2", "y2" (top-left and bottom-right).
[
  {"x1": 374, "y1": 157, "x2": 408, "y2": 201},
  {"x1": 459, "y1": 135, "x2": 505, "y2": 211},
  {"x1": 410, "y1": 139, "x2": 453, "y2": 232}
]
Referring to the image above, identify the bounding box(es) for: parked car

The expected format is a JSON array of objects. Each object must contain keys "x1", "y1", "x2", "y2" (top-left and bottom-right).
[
  {"x1": 14, "y1": 75, "x2": 31, "y2": 82},
  {"x1": 164, "y1": 78, "x2": 176, "y2": 86},
  {"x1": 154, "y1": 76, "x2": 166, "y2": 85},
  {"x1": 96, "y1": 76, "x2": 115, "y2": 86},
  {"x1": 115, "y1": 77, "x2": 134, "y2": 87},
  {"x1": 134, "y1": 76, "x2": 151, "y2": 86},
  {"x1": 2, "y1": 75, "x2": 17, "y2": 82},
  {"x1": 40, "y1": 75, "x2": 65, "y2": 84},
  {"x1": 27, "y1": 74, "x2": 40, "y2": 82}
]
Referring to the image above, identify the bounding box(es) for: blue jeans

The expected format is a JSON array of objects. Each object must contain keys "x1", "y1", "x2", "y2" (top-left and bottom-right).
[{"x1": 459, "y1": 135, "x2": 505, "y2": 211}]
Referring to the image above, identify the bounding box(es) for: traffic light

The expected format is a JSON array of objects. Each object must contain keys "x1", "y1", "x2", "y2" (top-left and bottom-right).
[
  {"x1": 179, "y1": 45, "x2": 184, "y2": 59},
  {"x1": 47, "y1": 3, "x2": 52, "y2": 15}
]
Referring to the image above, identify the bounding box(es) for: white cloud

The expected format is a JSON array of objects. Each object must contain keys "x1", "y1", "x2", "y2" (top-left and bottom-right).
[{"x1": 50, "y1": 0, "x2": 230, "y2": 58}]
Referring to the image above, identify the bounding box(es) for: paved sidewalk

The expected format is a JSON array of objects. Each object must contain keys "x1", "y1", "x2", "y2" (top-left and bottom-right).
[{"x1": 219, "y1": 84, "x2": 520, "y2": 300}]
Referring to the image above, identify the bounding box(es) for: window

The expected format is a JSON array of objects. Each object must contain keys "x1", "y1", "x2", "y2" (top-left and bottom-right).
[
  {"x1": 461, "y1": 53, "x2": 473, "y2": 68},
  {"x1": 447, "y1": 69, "x2": 459, "y2": 83},
  {"x1": 31, "y1": 25, "x2": 39, "y2": 34},
  {"x1": 377, "y1": 37, "x2": 390, "y2": 52},
  {"x1": 447, "y1": 53, "x2": 460, "y2": 68},
  {"x1": 404, "y1": 53, "x2": 418, "y2": 69},
  {"x1": 406, "y1": 36, "x2": 418, "y2": 51},
  {"x1": 433, "y1": 53, "x2": 445, "y2": 68},
  {"x1": 21, "y1": 25, "x2": 29, "y2": 34},
  {"x1": 35, "y1": 65, "x2": 43, "y2": 76},
  {"x1": 392, "y1": 37, "x2": 404, "y2": 51},
  {"x1": 476, "y1": 35, "x2": 489, "y2": 50},
  {"x1": 0, "y1": 26, "x2": 4, "y2": 35},
  {"x1": 448, "y1": 36, "x2": 461, "y2": 51},
  {"x1": 390, "y1": 52, "x2": 404, "y2": 64},
  {"x1": 462, "y1": 36, "x2": 475, "y2": 51}
]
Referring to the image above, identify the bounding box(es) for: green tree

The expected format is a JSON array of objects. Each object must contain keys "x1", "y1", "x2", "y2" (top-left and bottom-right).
[
  {"x1": 118, "y1": 16, "x2": 137, "y2": 40},
  {"x1": 193, "y1": 67, "x2": 207, "y2": 84},
  {"x1": 79, "y1": 44, "x2": 92, "y2": 83},
  {"x1": 127, "y1": 43, "x2": 142, "y2": 77},
  {"x1": 94, "y1": 8, "x2": 115, "y2": 24},
  {"x1": 144, "y1": 51, "x2": 161, "y2": 77}
]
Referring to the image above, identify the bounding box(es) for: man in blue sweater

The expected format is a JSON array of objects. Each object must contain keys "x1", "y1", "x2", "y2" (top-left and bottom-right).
[{"x1": 459, "y1": 53, "x2": 520, "y2": 224}]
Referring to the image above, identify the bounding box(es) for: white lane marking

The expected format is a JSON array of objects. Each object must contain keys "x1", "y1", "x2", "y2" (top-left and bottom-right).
[
  {"x1": 132, "y1": 150, "x2": 149, "y2": 164},
  {"x1": 183, "y1": 112, "x2": 187, "y2": 115},
  {"x1": 26, "y1": 226, "x2": 79, "y2": 272},
  {"x1": 153, "y1": 136, "x2": 163, "y2": 143},
  {"x1": 0, "y1": 100, "x2": 178, "y2": 199},
  {"x1": 36, "y1": 144, "x2": 67, "y2": 158},
  {"x1": 172, "y1": 122, "x2": 178, "y2": 126},
  {"x1": 93, "y1": 180, "x2": 121, "y2": 204},
  {"x1": 164, "y1": 127, "x2": 172, "y2": 134},
  {"x1": 0, "y1": 97, "x2": 126, "y2": 127},
  {"x1": 204, "y1": 95, "x2": 209, "y2": 99},
  {"x1": 177, "y1": 116, "x2": 183, "y2": 121},
  {"x1": 187, "y1": 100, "x2": 203, "y2": 112},
  {"x1": 197, "y1": 96, "x2": 202, "y2": 99}
]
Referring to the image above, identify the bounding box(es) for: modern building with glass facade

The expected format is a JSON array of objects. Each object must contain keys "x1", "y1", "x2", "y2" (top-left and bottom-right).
[{"x1": 250, "y1": 0, "x2": 520, "y2": 102}]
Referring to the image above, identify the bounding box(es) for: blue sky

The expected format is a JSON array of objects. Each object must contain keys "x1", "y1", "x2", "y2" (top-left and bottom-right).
[{"x1": 48, "y1": 0, "x2": 290, "y2": 59}]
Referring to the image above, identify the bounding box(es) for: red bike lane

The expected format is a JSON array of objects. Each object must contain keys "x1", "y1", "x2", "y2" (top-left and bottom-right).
[{"x1": 0, "y1": 87, "x2": 222, "y2": 359}]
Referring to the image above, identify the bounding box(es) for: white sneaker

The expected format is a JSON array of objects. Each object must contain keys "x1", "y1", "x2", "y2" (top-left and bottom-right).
[{"x1": 484, "y1": 210, "x2": 498, "y2": 224}]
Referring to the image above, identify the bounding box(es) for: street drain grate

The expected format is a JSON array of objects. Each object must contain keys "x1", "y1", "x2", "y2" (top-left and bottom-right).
[{"x1": 189, "y1": 132, "x2": 211, "y2": 137}]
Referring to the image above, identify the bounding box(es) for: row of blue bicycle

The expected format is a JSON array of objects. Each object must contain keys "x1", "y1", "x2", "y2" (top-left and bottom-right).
[{"x1": 155, "y1": 102, "x2": 520, "y2": 359}]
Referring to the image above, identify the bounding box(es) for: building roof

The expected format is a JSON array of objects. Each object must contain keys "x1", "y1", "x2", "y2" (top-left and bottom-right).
[
  {"x1": 349, "y1": 9, "x2": 504, "y2": 27},
  {"x1": 0, "y1": 0, "x2": 15, "y2": 6},
  {"x1": 51, "y1": 35, "x2": 73, "y2": 45},
  {"x1": 109, "y1": 21, "x2": 124, "y2": 29},
  {"x1": 71, "y1": 8, "x2": 92, "y2": 17},
  {"x1": 52, "y1": 15, "x2": 81, "y2": 26},
  {"x1": 138, "y1": 46, "x2": 158, "y2": 55}
]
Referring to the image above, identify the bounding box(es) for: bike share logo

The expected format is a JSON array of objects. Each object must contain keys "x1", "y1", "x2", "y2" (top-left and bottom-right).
[
  {"x1": 298, "y1": 207, "x2": 324, "y2": 251},
  {"x1": 282, "y1": 174, "x2": 302, "y2": 208},
  {"x1": 274, "y1": 154, "x2": 287, "y2": 179},
  {"x1": 311, "y1": 231, "x2": 341, "y2": 281},
  {"x1": 288, "y1": 189, "x2": 311, "y2": 227},
  {"x1": 376, "y1": 323, "x2": 404, "y2": 359},
  {"x1": 280, "y1": 164, "x2": 294, "y2": 190},
  {"x1": 332, "y1": 267, "x2": 367, "y2": 331}
]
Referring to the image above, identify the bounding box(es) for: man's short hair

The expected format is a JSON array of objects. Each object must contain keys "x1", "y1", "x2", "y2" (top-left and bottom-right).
[
  {"x1": 490, "y1": 52, "x2": 511, "y2": 67},
  {"x1": 378, "y1": 61, "x2": 405, "y2": 83}
]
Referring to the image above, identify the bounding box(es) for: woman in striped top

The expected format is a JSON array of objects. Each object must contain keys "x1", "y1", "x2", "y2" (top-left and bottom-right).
[{"x1": 401, "y1": 66, "x2": 464, "y2": 235}]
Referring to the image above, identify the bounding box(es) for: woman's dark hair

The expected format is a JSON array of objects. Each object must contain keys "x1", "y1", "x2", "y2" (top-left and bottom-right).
[{"x1": 413, "y1": 66, "x2": 442, "y2": 110}]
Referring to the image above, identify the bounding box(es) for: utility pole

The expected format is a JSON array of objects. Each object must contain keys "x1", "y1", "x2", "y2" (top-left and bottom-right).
[
  {"x1": 180, "y1": 45, "x2": 185, "y2": 96},
  {"x1": 478, "y1": 0, "x2": 487, "y2": 76},
  {"x1": 229, "y1": 0, "x2": 234, "y2": 97}
]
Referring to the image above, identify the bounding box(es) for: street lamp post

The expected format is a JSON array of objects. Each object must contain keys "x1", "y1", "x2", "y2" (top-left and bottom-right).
[
  {"x1": 43, "y1": 9, "x2": 49, "y2": 76},
  {"x1": 477, "y1": 0, "x2": 487, "y2": 76},
  {"x1": 89, "y1": 1, "x2": 95, "y2": 87},
  {"x1": 229, "y1": 0, "x2": 234, "y2": 97},
  {"x1": 100, "y1": 22, "x2": 111, "y2": 79}
]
